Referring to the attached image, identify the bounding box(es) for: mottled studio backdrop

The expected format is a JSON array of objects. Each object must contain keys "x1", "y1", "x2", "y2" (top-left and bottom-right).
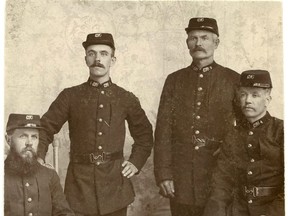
[{"x1": 4, "y1": 1, "x2": 283, "y2": 216}]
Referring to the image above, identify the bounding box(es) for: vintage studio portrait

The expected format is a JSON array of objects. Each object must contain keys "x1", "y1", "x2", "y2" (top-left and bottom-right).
[{"x1": 4, "y1": 1, "x2": 283, "y2": 216}]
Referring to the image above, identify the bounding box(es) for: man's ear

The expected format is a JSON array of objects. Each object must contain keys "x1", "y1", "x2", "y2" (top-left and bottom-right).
[
  {"x1": 111, "y1": 56, "x2": 117, "y2": 67},
  {"x1": 214, "y1": 38, "x2": 220, "y2": 49},
  {"x1": 5, "y1": 134, "x2": 11, "y2": 147},
  {"x1": 265, "y1": 95, "x2": 272, "y2": 107}
]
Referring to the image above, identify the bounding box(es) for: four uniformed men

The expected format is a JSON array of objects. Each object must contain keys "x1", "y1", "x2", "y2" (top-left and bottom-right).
[
  {"x1": 4, "y1": 114, "x2": 74, "y2": 216},
  {"x1": 203, "y1": 70, "x2": 284, "y2": 216},
  {"x1": 154, "y1": 17, "x2": 240, "y2": 216},
  {"x1": 5, "y1": 18, "x2": 283, "y2": 216}
]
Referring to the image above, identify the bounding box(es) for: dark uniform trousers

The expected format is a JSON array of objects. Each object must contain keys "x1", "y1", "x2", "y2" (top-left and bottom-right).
[
  {"x1": 74, "y1": 207, "x2": 127, "y2": 216},
  {"x1": 38, "y1": 79, "x2": 153, "y2": 215},
  {"x1": 203, "y1": 112, "x2": 284, "y2": 216},
  {"x1": 154, "y1": 61, "x2": 240, "y2": 216},
  {"x1": 4, "y1": 158, "x2": 74, "y2": 216}
]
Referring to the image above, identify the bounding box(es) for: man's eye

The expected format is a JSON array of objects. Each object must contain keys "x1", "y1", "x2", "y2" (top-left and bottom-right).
[{"x1": 88, "y1": 53, "x2": 95, "y2": 57}]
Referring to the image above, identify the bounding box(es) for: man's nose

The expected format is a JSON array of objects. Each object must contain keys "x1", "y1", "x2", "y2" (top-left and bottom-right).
[
  {"x1": 196, "y1": 38, "x2": 202, "y2": 46},
  {"x1": 245, "y1": 95, "x2": 252, "y2": 103},
  {"x1": 25, "y1": 138, "x2": 33, "y2": 146}
]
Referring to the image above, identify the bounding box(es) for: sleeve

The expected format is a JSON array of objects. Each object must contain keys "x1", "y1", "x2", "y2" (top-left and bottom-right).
[
  {"x1": 203, "y1": 139, "x2": 236, "y2": 216},
  {"x1": 37, "y1": 89, "x2": 70, "y2": 160},
  {"x1": 266, "y1": 120, "x2": 284, "y2": 216},
  {"x1": 153, "y1": 75, "x2": 175, "y2": 185},
  {"x1": 50, "y1": 170, "x2": 75, "y2": 216},
  {"x1": 126, "y1": 94, "x2": 154, "y2": 172}
]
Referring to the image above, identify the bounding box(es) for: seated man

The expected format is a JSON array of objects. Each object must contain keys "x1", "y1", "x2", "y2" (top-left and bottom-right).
[
  {"x1": 203, "y1": 70, "x2": 284, "y2": 216},
  {"x1": 4, "y1": 113, "x2": 75, "y2": 216}
]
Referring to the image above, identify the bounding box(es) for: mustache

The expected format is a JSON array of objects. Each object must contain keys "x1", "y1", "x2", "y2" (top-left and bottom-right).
[
  {"x1": 192, "y1": 47, "x2": 206, "y2": 52},
  {"x1": 90, "y1": 62, "x2": 105, "y2": 68},
  {"x1": 242, "y1": 106, "x2": 255, "y2": 111}
]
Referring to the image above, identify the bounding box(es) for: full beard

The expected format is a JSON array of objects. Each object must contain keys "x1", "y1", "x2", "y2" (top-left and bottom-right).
[{"x1": 5, "y1": 147, "x2": 39, "y2": 176}]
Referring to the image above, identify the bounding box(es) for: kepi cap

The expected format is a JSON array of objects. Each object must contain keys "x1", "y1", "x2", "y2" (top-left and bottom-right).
[
  {"x1": 185, "y1": 17, "x2": 219, "y2": 36},
  {"x1": 82, "y1": 33, "x2": 115, "y2": 50},
  {"x1": 6, "y1": 114, "x2": 43, "y2": 132},
  {"x1": 240, "y1": 70, "x2": 272, "y2": 88}
]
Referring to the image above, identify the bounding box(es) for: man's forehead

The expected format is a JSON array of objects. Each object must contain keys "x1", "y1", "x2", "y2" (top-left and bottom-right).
[
  {"x1": 12, "y1": 128, "x2": 39, "y2": 135},
  {"x1": 239, "y1": 87, "x2": 266, "y2": 93},
  {"x1": 188, "y1": 29, "x2": 214, "y2": 36},
  {"x1": 86, "y1": 44, "x2": 113, "y2": 52}
]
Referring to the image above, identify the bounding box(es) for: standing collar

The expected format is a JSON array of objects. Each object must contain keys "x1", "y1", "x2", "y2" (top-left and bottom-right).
[
  {"x1": 240, "y1": 112, "x2": 271, "y2": 129},
  {"x1": 190, "y1": 61, "x2": 217, "y2": 73},
  {"x1": 88, "y1": 78, "x2": 113, "y2": 88}
]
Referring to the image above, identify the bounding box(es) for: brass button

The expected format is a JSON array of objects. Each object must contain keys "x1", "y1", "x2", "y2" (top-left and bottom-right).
[
  {"x1": 25, "y1": 183, "x2": 30, "y2": 187},
  {"x1": 248, "y1": 131, "x2": 254, "y2": 135},
  {"x1": 99, "y1": 104, "x2": 104, "y2": 108},
  {"x1": 247, "y1": 144, "x2": 252, "y2": 148},
  {"x1": 98, "y1": 132, "x2": 103, "y2": 136},
  {"x1": 28, "y1": 213, "x2": 33, "y2": 216},
  {"x1": 199, "y1": 74, "x2": 204, "y2": 78},
  {"x1": 250, "y1": 158, "x2": 255, "y2": 163},
  {"x1": 248, "y1": 171, "x2": 253, "y2": 175},
  {"x1": 196, "y1": 115, "x2": 200, "y2": 120},
  {"x1": 195, "y1": 130, "x2": 200, "y2": 135},
  {"x1": 248, "y1": 200, "x2": 253, "y2": 204},
  {"x1": 101, "y1": 90, "x2": 105, "y2": 94},
  {"x1": 195, "y1": 146, "x2": 199, "y2": 150},
  {"x1": 96, "y1": 162, "x2": 101, "y2": 166},
  {"x1": 198, "y1": 87, "x2": 203, "y2": 91},
  {"x1": 27, "y1": 198, "x2": 32, "y2": 202},
  {"x1": 98, "y1": 118, "x2": 103, "y2": 122},
  {"x1": 197, "y1": 102, "x2": 201, "y2": 106},
  {"x1": 98, "y1": 146, "x2": 102, "y2": 150}
]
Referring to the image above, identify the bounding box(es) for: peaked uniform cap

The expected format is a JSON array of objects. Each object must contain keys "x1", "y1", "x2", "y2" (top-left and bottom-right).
[
  {"x1": 6, "y1": 114, "x2": 43, "y2": 132},
  {"x1": 185, "y1": 17, "x2": 219, "y2": 36},
  {"x1": 240, "y1": 70, "x2": 272, "y2": 88},
  {"x1": 82, "y1": 33, "x2": 115, "y2": 50}
]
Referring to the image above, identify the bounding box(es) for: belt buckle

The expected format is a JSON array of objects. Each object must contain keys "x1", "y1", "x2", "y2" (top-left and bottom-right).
[
  {"x1": 244, "y1": 186, "x2": 259, "y2": 197},
  {"x1": 89, "y1": 152, "x2": 105, "y2": 164}
]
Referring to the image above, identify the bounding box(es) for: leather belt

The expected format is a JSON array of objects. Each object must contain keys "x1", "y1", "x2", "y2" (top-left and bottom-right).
[
  {"x1": 71, "y1": 151, "x2": 123, "y2": 164},
  {"x1": 242, "y1": 186, "x2": 279, "y2": 198}
]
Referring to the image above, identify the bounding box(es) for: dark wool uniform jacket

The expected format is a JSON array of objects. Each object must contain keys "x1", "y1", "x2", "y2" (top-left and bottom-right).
[
  {"x1": 203, "y1": 113, "x2": 284, "y2": 216},
  {"x1": 4, "y1": 160, "x2": 74, "y2": 216},
  {"x1": 154, "y1": 61, "x2": 240, "y2": 207},
  {"x1": 37, "y1": 79, "x2": 153, "y2": 215}
]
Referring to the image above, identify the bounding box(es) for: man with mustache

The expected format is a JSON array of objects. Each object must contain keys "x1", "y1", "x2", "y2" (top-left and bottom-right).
[
  {"x1": 203, "y1": 70, "x2": 284, "y2": 216},
  {"x1": 154, "y1": 17, "x2": 240, "y2": 216},
  {"x1": 37, "y1": 33, "x2": 153, "y2": 216},
  {"x1": 4, "y1": 113, "x2": 74, "y2": 216}
]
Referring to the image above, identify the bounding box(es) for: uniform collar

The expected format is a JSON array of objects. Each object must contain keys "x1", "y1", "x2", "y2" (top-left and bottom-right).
[
  {"x1": 240, "y1": 112, "x2": 271, "y2": 129},
  {"x1": 88, "y1": 78, "x2": 113, "y2": 88},
  {"x1": 190, "y1": 61, "x2": 217, "y2": 73}
]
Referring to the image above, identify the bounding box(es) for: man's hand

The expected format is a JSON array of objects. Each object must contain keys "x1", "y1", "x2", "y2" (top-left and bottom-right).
[
  {"x1": 159, "y1": 180, "x2": 175, "y2": 198},
  {"x1": 122, "y1": 161, "x2": 138, "y2": 178},
  {"x1": 37, "y1": 157, "x2": 54, "y2": 169},
  {"x1": 37, "y1": 157, "x2": 45, "y2": 165}
]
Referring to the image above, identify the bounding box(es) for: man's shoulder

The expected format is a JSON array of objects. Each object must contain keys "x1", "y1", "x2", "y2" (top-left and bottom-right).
[
  {"x1": 168, "y1": 66, "x2": 191, "y2": 78},
  {"x1": 37, "y1": 163, "x2": 58, "y2": 178},
  {"x1": 112, "y1": 84, "x2": 139, "y2": 101},
  {"x1": 214, "y1": 64, "x2": 239, "y2": 79}
]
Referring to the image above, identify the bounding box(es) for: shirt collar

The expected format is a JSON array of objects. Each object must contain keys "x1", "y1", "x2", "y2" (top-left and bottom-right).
[
  {"x1": 241, "y1": 112, "x2": 271, "y2": 129},
  {"x1": 88, "y1": 78, "x2": 113, "y2": 88},
  {"x1": 190, "y1": 61, "x2": 217, "y2": 73}
]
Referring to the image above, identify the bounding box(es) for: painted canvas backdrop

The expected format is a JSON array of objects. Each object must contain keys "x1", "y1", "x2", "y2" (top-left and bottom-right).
[{"x1": 5, "y1": 1, "x2": 283, "y2": 215}]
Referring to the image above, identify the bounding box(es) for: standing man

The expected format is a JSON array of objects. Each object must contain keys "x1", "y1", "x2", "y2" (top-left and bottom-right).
[
  {"x1": 5, "y1": 113, "x2": 74, "y2": 216},
  {"x1": 37, "y1": 33, "x2": 153, "y2": 216},
  {"x1": 203, "y1": 70, "x2": 284, "y2": 216},
  {"x1": 154, "y1": 17, "x2": 240, "y2": 216}
]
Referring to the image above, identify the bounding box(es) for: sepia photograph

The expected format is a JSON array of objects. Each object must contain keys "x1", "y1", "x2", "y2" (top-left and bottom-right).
[{"x1": 3, "y1": 0, "x2": 284, "y2": 216}]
